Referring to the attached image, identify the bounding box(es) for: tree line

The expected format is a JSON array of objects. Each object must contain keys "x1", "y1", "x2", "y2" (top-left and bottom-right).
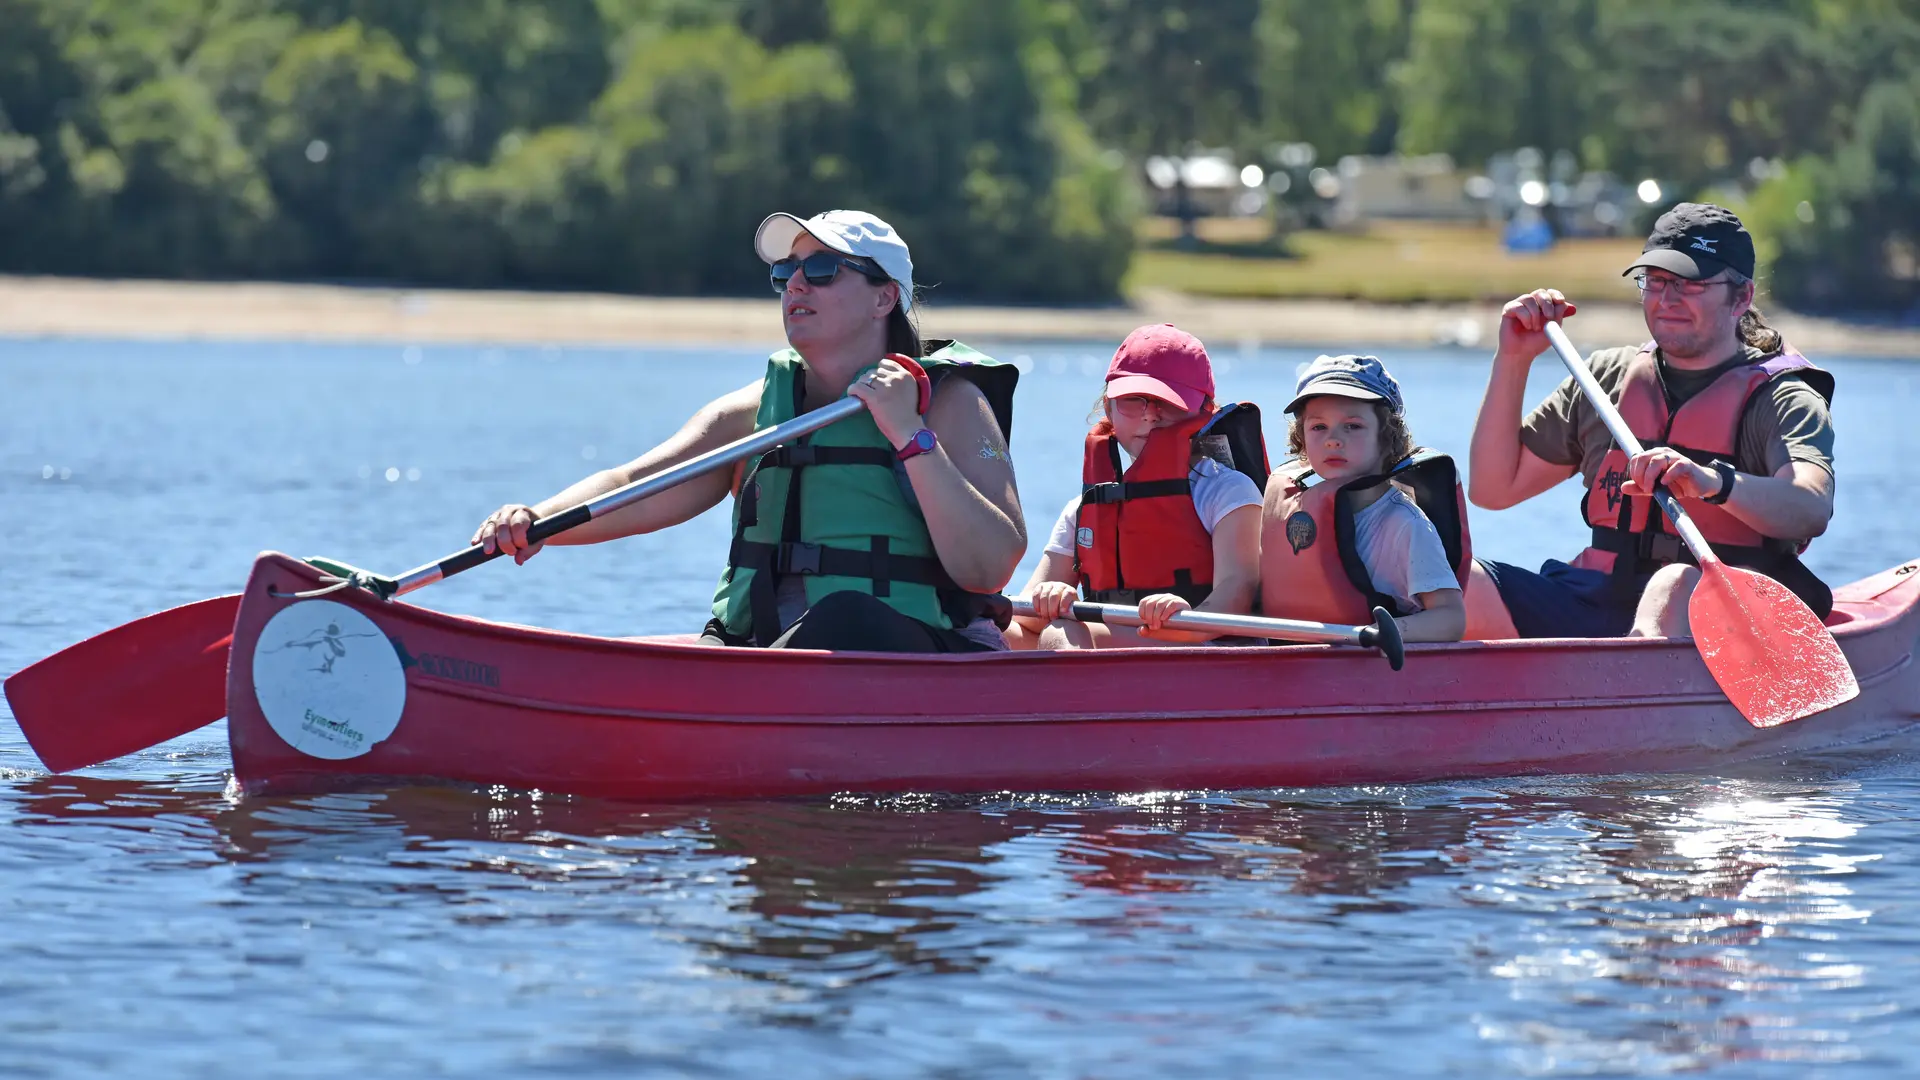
[{"x1": 1, "y1": 0, "x2": 1914, "y2": 312}]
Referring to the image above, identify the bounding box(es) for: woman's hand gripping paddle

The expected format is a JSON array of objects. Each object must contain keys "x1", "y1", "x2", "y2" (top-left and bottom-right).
[
  {"x1": 1543, "y1": 321, "x2": 1857, "y2": 726},
  {"x1": 4, "y1": 359, "x2": 927, "y2": 772},
  {"x1": 1012, "y1": 598, "x2": 1407, "y2": 670}
]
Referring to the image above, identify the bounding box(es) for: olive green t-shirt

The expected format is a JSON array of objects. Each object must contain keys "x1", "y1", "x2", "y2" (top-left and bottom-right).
[{"x1": 1520, "y1": 344, "x2": 1836, "y2": 488}]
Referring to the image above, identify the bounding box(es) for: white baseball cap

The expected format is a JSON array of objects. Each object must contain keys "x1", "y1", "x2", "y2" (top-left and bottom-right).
[{"x1": 754, "y1": 209, "x2": 916, "y2": 313}]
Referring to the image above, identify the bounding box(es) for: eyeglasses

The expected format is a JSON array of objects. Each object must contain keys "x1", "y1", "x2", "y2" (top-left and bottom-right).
[
  {"x1": 1633, "y1": 271, "x2": 1733, "y2": 298},
  {"x1": 770, "y1": 252, "x2": 889, "y2": 293},
  {"x1": 1111, "y1": 395, "x2": 1188, "y2": 419}
]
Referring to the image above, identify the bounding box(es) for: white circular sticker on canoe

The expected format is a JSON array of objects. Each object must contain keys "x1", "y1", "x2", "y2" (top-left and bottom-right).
[{"x1": 252, "y1": 599, "x2": 406, "y2": 759}]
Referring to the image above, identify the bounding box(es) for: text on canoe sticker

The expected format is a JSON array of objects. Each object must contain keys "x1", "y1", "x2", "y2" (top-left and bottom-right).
[{"x1": 252, "y1": 599, "x2": 406, "y2": 760}]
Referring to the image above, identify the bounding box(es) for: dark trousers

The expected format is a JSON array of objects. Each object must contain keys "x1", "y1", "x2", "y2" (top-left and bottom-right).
[{"x1": 700, "y1": 590, "x2": 995, "y2": 653}]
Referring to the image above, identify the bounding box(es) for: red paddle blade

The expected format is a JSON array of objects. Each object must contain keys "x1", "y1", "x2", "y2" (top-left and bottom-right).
[
  {"x1": 1691, "y1": 565, "x2": 1859, "y2": 728},
  {"x1": 3, "y1": 595, "x2": 241, "y2": 772}
]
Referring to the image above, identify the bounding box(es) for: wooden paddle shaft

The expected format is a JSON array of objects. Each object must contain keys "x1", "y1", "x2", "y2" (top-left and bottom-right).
[
  {"x1": 389, "y1": 397, "x2": 869, "y2": 596},
  {"x1": 1543, "y1": 322, "x2": 1719, "y2": 567}
]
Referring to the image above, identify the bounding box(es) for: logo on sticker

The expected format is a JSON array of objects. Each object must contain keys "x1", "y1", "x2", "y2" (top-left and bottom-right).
[
  {"x1": 1076, "y1": 526, "x2": 1095, "y2": 548},
  {"x1": 253, "y1": 599, "x2": 406, "y2": 760},
  {"x1": 1285, "y1": 511, "x2": 1317, "y2": 553}
]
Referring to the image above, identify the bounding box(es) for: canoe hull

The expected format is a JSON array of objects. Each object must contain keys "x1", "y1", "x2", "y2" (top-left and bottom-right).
[{"x1": 227, "y1": 554, "x2": 1920, "y2": 800}]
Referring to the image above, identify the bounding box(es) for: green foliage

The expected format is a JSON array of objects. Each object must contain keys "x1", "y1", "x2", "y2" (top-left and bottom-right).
[
  {"x1": 1257, "y1": 0, "x2": 1410, "y2": 158},
  {"x1": 1393, "y1": 0, "x2": 1605, "y2": 164},
  {"x1": 1750, "y1": 74, "x2": 1920, "y2": 314},
  {"x1": 0, "y1": 0, "x2": 1912, "y2": 308}
]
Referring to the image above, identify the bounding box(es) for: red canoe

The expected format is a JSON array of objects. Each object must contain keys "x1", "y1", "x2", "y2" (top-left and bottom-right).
[{"x1": 227, "y1": 552, "x2": 1920, "y2": 800}]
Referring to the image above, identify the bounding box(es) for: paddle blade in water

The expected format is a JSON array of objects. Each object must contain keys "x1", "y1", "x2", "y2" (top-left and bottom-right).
[
  {"x1": 1691, "y1": 565, "x2": 1859, "y2": 728},
  {"x1": 3, "y1": 594, "x2": 241, "y2": 772}
]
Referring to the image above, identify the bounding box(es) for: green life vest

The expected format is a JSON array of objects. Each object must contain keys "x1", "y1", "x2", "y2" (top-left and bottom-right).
[{"x1": 711, "y1": 340, "x2": 1018, "y2": 645}]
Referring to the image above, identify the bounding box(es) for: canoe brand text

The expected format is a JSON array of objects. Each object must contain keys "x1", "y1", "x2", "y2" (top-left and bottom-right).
[{"x1": 415, "y1": 653, "x2": 500, "y2": 688}]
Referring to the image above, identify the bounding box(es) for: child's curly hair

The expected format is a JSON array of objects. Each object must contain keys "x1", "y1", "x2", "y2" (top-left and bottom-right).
[{"x1": 1286, "y1": 400, "x2": 1416, "y2": 472}]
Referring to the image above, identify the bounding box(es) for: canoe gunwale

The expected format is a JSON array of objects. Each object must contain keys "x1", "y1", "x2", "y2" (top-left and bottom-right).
[{"x1": 401, "y1": 646, "x2": 1913, "y2": 725}]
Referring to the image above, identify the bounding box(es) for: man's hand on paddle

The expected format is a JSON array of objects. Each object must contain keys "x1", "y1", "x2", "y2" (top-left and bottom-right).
[
  {"x1": 474, "y1": 504, "x2": 543, "y2": 564},
  {"x1": 1622, "y1": 447, "x2": 1723, "y2": 500},
  {"x1": 1497, "y1": 289, "x2": 1578, "y2": 362}
]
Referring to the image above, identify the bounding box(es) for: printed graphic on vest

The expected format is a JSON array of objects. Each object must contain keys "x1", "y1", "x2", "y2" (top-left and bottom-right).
[
  {"x1": 1598, "y1": 465, "x2": 1628, "y2": 512},
  {"x1": 1286, "y1": 511, "x2": 1317, "y2": 554},
  {"x1": 1076, "y1": 526, "x2": 1095, "y2": 548},
  {"x1": 252, "y1": 599, "x2": 406, "y2": 760}
]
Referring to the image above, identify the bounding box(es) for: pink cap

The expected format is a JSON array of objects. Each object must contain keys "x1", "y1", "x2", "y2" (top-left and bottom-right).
[{"x1": 1104, "y1": 324, "x2": 1214, "y2": 413}]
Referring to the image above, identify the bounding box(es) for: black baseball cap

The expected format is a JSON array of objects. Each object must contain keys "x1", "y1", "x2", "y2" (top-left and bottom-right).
[{"x1": 1622, "y1": 202, "x2": 1755, "y2": 280}]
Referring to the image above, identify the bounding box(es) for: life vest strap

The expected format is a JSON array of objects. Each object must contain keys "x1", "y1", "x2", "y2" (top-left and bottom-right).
[
  {"x1": 728, "y1": 537, "x2": 951, "y2": 586},
  {"x1": 728, "y1": 537, "x2": 1011, "y2": 634},
  {"x1": 758, "y1": 444, "x2": 897, "y2": 470},
  {"x1": 1080, "y1": 478, "x2": 1192, "y2": 505},
  {"x1": 1084, "y1": 580, "x2": 1212, "y2": 607},
  {"x1": 1587, "y1": 526, "x2": 1794, "y2": 568}
]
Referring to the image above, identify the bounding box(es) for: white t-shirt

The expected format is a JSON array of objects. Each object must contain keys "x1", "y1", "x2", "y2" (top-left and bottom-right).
[
  {"x1": 1045, "y1": 456, "x2": 1264, "y2": 557},
  {"x1": 1352, "y1": 487, "x2": 1459, "y2": 612}
]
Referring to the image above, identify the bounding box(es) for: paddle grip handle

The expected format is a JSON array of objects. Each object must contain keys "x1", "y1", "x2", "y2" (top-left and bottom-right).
[
  {"x1": 429, "y1": 504, "x2": 597, "y2": 582},
  {"x1": 1542, "y1": 322, "x2": 1719, "y2": 568},
  {"x1": 1355, "y1": 606, "x2": 1405, "y2": 671}
]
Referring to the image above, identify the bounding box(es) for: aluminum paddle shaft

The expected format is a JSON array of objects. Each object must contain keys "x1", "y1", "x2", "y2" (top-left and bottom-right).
[
  {"x1": 387, "y1": 397, "x2": 868, "y2": 597},
  {"x1": 1012, "y1": 599, "x2": 1406, "y2": 669},
  {"x1": 1543, "y1": 321, "x2": 1719, "y2": 566}
]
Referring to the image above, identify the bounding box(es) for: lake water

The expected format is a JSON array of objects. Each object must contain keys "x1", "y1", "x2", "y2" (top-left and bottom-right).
[{"x1": 5, "y1": 336, "x2": 1920, "y2": 1077}]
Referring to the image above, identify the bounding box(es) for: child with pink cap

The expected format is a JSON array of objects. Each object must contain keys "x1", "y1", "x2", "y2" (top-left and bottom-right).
[{"x1": 1008, "y1": 324, "x2": 1270, "y2": 649}]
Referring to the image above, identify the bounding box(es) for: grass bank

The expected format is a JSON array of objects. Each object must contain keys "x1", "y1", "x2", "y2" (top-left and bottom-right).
[{"x1": 1126, "y1": 217, "x2": 1651, "y2": 306}]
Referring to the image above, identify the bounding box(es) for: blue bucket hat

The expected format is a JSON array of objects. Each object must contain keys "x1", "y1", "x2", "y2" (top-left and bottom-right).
[{"x1": 1284, "y1": 354, "x2": 1404, "y2": 415}]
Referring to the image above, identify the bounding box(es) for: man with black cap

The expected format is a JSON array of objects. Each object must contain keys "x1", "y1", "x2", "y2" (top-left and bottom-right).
[{"x1": 1463, "y1": 202, "x2": 1836, "y2": 640}]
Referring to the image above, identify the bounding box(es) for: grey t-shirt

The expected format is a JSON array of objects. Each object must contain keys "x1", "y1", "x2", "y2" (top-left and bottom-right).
[
  {"x1": 1353, "y1": 488, "x2": 1459, "y2": 612},
  {"x1": 1520, "y1": 344, "x2": 1835, "y2": 486}
]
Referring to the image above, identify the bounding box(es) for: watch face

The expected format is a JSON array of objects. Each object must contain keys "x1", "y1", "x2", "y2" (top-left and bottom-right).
[{"x1": 914, "y1": 429, "x2": 936, "y2": 451}]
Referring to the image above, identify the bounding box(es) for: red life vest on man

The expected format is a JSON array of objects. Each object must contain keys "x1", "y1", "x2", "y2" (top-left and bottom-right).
[
  {"x1": 1260, "y1": 450, "x2": 1473, "y2": 625},
  {"x1": 1572, "y1": 343, "x2": 1833, "y2": 613},
  {"x1": 1074, "y1": 403, "x2": 1270, "y2": 605}
]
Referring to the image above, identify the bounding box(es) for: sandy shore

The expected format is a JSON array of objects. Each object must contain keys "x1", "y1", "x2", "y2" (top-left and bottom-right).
[{"x1": 1, "y1": 274, "x2": 1915, "y2": 357}]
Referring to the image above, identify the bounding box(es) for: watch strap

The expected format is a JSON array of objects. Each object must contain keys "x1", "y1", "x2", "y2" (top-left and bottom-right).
[
  {"x1": 1701, "y1": 459, "x2": 1737, "y2": 504},
  {"x1": 896, "y1": 428, "x2": 937, "y2": 461}
]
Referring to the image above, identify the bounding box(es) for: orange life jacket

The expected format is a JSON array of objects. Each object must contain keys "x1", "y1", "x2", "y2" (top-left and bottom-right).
[
  {"x1": 1074, "y1": 402, "x2": 1270, "y2": 605},
  {"x1": 1260, "y1": 450, "x2": 1473, "y2": 625},
  {"x1": 1572, "y1": 342, "x2": 1833, "y2": 615}
]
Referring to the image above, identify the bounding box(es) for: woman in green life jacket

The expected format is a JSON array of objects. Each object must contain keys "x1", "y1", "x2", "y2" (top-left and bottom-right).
[{"x1": 472, "y1": 210, "x2": 1028, "y2": 652}]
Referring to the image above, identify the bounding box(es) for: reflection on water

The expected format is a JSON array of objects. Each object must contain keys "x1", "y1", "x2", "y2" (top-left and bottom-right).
[{"x1": 7, "y1": 770, "x2": 1920, "y2": 1076}]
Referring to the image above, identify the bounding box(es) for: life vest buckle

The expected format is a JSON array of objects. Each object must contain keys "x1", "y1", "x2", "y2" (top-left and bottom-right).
[
  {"x1": 777, "y1": 542, "x2": 824, "y2": 575},
  {"x1": 1639, "y1": 531, "x2": 1685, "y2": 565}
]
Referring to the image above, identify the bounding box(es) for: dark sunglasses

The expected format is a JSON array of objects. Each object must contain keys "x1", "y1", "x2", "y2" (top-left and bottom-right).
[{"x1": 769, "y1": 252, "x2": 889, "y2": 292}]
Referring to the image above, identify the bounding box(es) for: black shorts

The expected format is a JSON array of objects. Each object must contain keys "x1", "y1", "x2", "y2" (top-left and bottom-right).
[
  {"x1": 1476, "y1": 558, "x2": 1639, "y2": 639},
  {"x1": 699, "y1": 590, "x2": 997, "y2": 653}
]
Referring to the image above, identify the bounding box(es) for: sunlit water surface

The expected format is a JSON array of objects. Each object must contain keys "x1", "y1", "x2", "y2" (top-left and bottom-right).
[{"x1": 6, "y1": 337, "x2": 1920, "y2": 1077}]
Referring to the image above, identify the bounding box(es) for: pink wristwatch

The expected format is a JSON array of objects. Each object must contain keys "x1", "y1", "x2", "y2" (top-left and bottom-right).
[{"x1": 895, "y1": 428, "x2": 937, "y2": 461}]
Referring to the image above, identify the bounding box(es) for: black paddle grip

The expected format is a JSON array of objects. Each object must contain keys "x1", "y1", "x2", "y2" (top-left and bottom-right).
[
  {"x1": 437, "y1": 506, "x2": 593, "y2": 581},
  {"x1": 1359, "y1": 606, "x2": 1405, "y2": 671},
  {"x1": 1067, "y1": 602, "x2": 1109, "y2": 624}
]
